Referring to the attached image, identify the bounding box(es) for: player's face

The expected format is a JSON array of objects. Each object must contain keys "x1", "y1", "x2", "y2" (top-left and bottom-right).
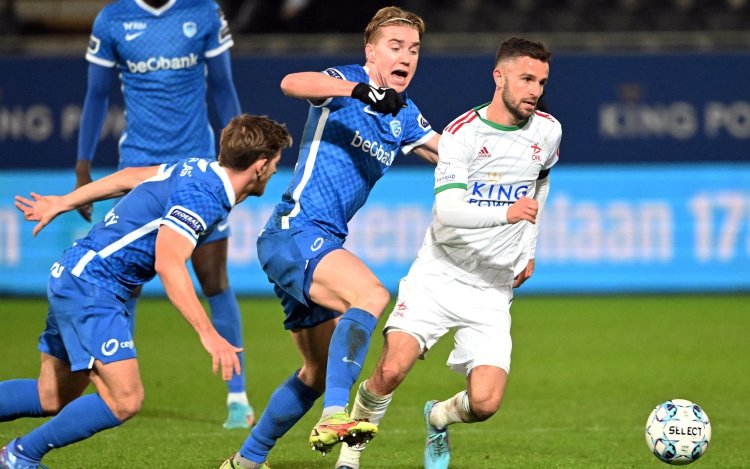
[
  {"x1": 495, "y1": 57, "x2": 549, "y2": 124},
  {"x1": 365, "y1": 25, "x2": 421, "y2": 93},
  {"x1": 250, "y1": 152, "x2": 281, "y2": 197}
]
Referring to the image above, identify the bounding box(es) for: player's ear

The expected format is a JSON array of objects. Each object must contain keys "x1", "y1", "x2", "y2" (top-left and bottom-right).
[
  {"x1": 365, "y1": 44, "x2": 375, "y2": 62},
  {"x1": 493, "y1": 67, "x2": 503, "y2": 88}
]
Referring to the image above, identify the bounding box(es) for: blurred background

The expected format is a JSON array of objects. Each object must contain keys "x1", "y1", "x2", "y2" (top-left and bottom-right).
[{"x1": 1, "y1": 0, "x2": 749, "y2": 296}]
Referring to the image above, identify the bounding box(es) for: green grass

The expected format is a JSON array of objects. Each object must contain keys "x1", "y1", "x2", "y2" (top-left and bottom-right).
[{"x1": 1, "y1": 295, "x2": 749, "y2": 468}]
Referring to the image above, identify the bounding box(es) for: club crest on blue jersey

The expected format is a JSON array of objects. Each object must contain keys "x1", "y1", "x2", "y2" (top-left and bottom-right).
[
  {"x1": 390, "y1": 120, "x2": 402, "y2": 137},
  {"x1": 183, "y1": 21, "x2": 197, "y2": 38}
]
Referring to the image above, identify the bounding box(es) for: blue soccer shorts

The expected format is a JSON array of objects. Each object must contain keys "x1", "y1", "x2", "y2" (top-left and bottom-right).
[
  {"x1": 256, "y1": 225, "x2": 344, "y2": 330},
  {"x1": 40, "y1": 264, "x2": 136, "y2": 371}
]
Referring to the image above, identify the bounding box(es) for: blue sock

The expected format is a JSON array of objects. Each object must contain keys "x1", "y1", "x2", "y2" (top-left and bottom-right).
[
  {"x1": 15, "y1": 393, "x2": 121, "y2": 462},
  {"x1": 124, "y1": 296, "x2": 138, "y2": 337},
  {"x1": 0, "y1": 380, "x2": 43, "y2": 421},
  {"x1": 324, "y1": 308, "x2": 378, "y2": 409},
  {"x1": 208, "y1": 287, "x2": 246, "y2": 394},
  {"x1": 239, "y1": 371, "x2": 320, "y2": 463}
]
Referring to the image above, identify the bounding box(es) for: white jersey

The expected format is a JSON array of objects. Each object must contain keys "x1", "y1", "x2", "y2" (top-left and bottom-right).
[{"x1": 411, "y1": 103, "x2": 562, "y2": 288}]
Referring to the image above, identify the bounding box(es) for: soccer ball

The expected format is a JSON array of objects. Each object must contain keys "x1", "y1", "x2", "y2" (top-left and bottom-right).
[{"x1": 645, "y1": 399, "x2": 711, "y2": 465}]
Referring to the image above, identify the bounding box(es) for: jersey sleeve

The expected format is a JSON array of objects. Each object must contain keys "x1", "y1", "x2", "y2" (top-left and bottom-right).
[
  {"x1": 433, "y1": 130, "x2": 470, "y2": 194},
  {"x1": 161, "y1": 182, "x2": 227, "y2": 246},
  {"x1": 205, "y1": 2, "x2": 233, "y2": 58},
  {"x1": 86, "y1": 8, "x2": 117, "y2": 68},
  {"x1": 400, "y1": 106, "x2": 436, "y2": 155},
  {"x1": 544, "y1": 124, "x2": 562, "y2": 170}
]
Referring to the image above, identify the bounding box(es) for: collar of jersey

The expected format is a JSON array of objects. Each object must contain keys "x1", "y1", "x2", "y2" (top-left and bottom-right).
[
  {"x1": 209, "y1": 161, "x2": 236, "y2": 207},
  {"x1": 135, "y1": 0, "x2": 176, "y2": 16},
  {"x1": 473, "y1": 102, "x2": 528, "y2": 131}
]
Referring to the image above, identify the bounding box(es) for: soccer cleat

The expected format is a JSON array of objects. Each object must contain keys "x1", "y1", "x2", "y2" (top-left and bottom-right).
[
  {"x1": 423, "y1": 401, "x2": 450, "y2": 469},
  {"x1": 308, "y1": 412, "x2": 377, "y2": 455},
  {"x1": 218, "y1": 455, "x2": 270, "y2": 469},
  {"x1": 0, "y1": 442, "x2": 48, "y2": 469},
  {"x1": 335, "y1": 442, "x2": 364, "y2": 469},
  {"x1": 223, "y1": 402, "x2": 255, "y2": 430}
]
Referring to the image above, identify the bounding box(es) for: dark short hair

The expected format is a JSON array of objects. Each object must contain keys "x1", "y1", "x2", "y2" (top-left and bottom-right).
[
  {"x1": 218, "y1": 114, "x2": 292, "y2": 170},
  {"x1": 495, "y1": 37, "x2": 551, "y2": 66}
]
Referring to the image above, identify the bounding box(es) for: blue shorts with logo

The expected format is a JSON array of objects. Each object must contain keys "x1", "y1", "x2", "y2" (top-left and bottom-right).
[
  {"x1": 40, "y1": 264, "x2": 136, "y2": 372},
  {"x1": 256, "y1": 225, "x2": 344, "y2": 330}
]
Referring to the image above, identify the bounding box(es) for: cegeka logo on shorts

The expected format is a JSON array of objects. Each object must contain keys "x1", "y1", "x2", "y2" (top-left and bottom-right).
[{"x1": 101, "y1": 339, "x2": 135, "y2": 356}]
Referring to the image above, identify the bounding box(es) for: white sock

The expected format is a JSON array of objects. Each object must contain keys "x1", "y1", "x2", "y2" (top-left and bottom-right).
[
  {"x1": 336, "y1": 380, "x2": 393, "y2": 469},
  {"x1": 227, "y1": 392, "x2": 249, "y2": 406},
  {"x1": 230, "y1": 453, "x2": 263, "y2": 469},
  {"x1": 321, "y1": 405, "x2": 347, "y2": 419},
  {"x1": 430, "y1": 390, "x2": 477, "y2": 429}
]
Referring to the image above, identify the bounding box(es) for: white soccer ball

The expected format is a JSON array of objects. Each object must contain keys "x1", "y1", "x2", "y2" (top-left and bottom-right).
[{"x1": 645, "y1": 398, "x2": 711, "y2": 465}]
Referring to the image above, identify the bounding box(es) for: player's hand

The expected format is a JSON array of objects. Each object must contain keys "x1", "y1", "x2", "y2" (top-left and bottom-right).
[
  {"x1": 351, "y1": 82, "x2": 406, "y2": 117},
  {"x1": 513, "y1": 258, "x2": 535, "y2": 288},
  {"x1": 507, "y1": 197, "x2": 538, "y2": 224},
  {"x1": 15, "y1": 192, "x2": 65, "y2": 237},
  {"x1": 199, "y1": 330, "x2": 243, "y2": 381},
  {"x1": 75, "y1": 161, "x2": 93, "y2": 222}
]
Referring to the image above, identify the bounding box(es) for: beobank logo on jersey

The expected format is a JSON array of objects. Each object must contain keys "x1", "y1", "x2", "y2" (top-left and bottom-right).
[
  {"x1": 126, "y1": 53, "x2": 198, "y2": 74},
  {"x1": 468, "y1": 182, "x2": 529, "y2": 206},
  {"x1": 350, "y1": 131, "x2": 395, "y2": 166}
]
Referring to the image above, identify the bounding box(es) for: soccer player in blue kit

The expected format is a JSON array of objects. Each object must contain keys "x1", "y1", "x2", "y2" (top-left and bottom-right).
[
  {"x1": 221, "y1": 6, "x2": 440, "y2": 469},
  {"x1": 0, "y1": 115, "x2": 292, "y2": 469},
  {"x1": 74, "y1": 0, "x2": 254, "y2": 429}
]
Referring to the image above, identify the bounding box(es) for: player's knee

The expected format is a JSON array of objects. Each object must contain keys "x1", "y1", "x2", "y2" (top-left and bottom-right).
[
  {"x1": 196, "y1": 269, "x2": 229, "y2": 296},
  {"x1": 109, "y1": 387, "x2": 145, "y2": 421},
  {"x1": 469, "y1": 394, "x2": 502, "y2": 421},
  {"x1": 361, "y1": 283, "x2": 390, "y2": 316}
]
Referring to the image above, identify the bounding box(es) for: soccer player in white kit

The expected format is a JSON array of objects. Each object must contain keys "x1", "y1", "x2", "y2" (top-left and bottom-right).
[{"x1": 335, "y1": 37, "x2": 561, "y2": 469}]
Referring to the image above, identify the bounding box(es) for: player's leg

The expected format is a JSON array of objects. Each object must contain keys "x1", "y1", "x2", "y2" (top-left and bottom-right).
[
  {"x1": 191, "y1": 236, "x2": 252, "y2": 429},
  {"x1": 307, "y1": 249, "x2": 389, "y2": 453},
  {"x1": 223, "y1": 319, "x2": 333, "y2": 469},
  {"x1": 335, "y1": 330, "x2": 422, "y2": 469},
  {"x1": 423, "y1": 285, "x2": 513, "y2": 469},
  {"x1": 3, "y1": 359, "x2": 139, "y2": 466}
]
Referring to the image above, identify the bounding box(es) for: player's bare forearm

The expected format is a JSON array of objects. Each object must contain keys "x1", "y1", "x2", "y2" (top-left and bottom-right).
[
  {"x1": 154, "y1": 227, "x2": 242, "y2": 380},
  {"x1": 413, "y1": 134, "x2": 441, "y2": 164},
  {"x1": 280, "y1": 72, "x2": 357, "y2": 100}
]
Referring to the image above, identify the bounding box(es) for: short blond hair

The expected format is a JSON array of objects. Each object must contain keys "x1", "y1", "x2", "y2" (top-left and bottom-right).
[
  {"x1": 364, "y1": 6, "x2": 425, "y2": 45},
  {"x1": 219, "y1": 114, "x2": 292, "y2": 171}
]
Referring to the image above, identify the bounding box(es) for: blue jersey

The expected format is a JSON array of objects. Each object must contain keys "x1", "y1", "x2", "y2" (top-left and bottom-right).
[
  {"x1": 267, "y1": 64, "x2": 436, "y2": 238},
  {"x1": 86, "y1": 0, "x2": 233, "y2": 168},
  {"x1": 58, "y1": 158, "x2": 236, "y2": 299}
]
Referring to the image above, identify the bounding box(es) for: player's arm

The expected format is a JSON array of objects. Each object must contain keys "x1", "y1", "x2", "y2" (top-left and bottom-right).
[
  {"x1": 411, "y1": 133, "x2": 440, "y2": 165},
  {"x1": 514, "y1": 171, "x2": 551, "y2": 287},
  {"x1": 206, "y1": 51, "x2": 241, "y2": 126},
  {"x1": 281, "y1": 71, "x2": 405, "y2": 116},
  {"x1": 435, "y1": 187, "x2": 538, "y2": 228},
  {"x1": 75, "y1": 63, "x2": 115, "y2": 222},
  {"x1": 154, "y1": 226, "x2": 241, "y2": 381},
  {"x1": 15, "y1": 166, "x2": 160, "y2": 236}
]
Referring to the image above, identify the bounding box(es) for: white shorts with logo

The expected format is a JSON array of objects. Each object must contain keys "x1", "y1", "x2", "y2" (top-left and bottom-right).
[{"x1": 383, "y1": 268, "x2": 514, "y2": 376}]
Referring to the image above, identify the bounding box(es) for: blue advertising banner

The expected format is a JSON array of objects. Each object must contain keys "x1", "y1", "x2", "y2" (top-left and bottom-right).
[
  {"x1": 1, "y1": 164, "x2": 748, "y2": 295},
  {"x1": 1, "y1": 53, "x2": 748, "y2": 168}
]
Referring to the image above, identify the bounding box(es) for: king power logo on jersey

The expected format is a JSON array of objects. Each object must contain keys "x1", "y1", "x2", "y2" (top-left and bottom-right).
[
  {"x1": 469, "y1": 182, "x2": 529, "y2": 206},
  {"x1": 350, "y1": 131, "x2": 395, "y2": 166},
  {"x1": 126, "y1": 53, "x2": 198, "y2": 74}
]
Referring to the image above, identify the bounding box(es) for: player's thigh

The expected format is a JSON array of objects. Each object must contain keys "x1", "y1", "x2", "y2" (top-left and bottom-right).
[
  {"x1": 309, "y1": 249, "x2": 389, "y2": 315},
  {"x1": 191, "y1": 238, "x2": 229, "y2": 296},
  {"x1": 289, "y1": 318, "x2": 338, "y2": 392},
  {"x1": 466, "y1": 365, "x2": 508, "y2": 418},
  {"x1": 37, "y1": 352, "x2": 90, "y2": 413},
  {"x1": 89, "y1": 358, "x2": 144, "y2": 420},
  {"x1": 448, "y1": 285, "x2": 513, "y2": 376}
]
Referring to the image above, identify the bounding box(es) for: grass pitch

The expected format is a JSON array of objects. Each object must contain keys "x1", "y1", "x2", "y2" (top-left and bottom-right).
[{"x1": 1, "y1": 294, "x2": 748, "y2": 468}]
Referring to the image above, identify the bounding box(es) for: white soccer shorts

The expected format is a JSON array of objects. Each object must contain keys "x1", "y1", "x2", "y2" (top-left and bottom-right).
[{"x1": 383, "y1": 271, "x2": 513, "y2": 375}]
